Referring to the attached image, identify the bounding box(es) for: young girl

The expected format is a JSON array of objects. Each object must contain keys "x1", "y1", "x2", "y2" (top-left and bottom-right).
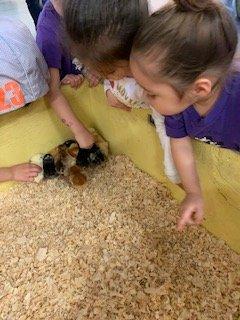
[
  {"x1": 130, "y1": 0, "x2": 239, "y2": 231},
  {"x1": 0, "y1": 18, "x2": 49, "y2": 183},
  {"x1": 36, "y1": 0, "x2": 104, "y2": 166},
  {"x1": 63, "y1": 0, "x2": 180, "y2": 184}
]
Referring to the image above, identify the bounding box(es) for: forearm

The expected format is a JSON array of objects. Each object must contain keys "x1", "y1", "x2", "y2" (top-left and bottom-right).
[
  {"x1": 48, "y1": 68, "x2": 94, "y2": 148},
  {"x1": 0, "y1": 167, "x2": 12, "y2": 182},
  {"x1": 171, "y1": 137, "x2": 201, "y2": 195},
  {"x1": 48, "y1": 91, "x2": 88, "y2": 136}
]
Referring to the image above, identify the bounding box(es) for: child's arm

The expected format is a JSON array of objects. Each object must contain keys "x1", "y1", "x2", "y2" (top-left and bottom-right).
[
  {"x1": 106, "y1": 90, "x2": 132, "y2": 112},
  {"x1": 104, "y1": 80, "x2": 131, "y2": 112},
  {"x1": 151, "y1": 111, "x2": 180, "y2": 184},
  {"x1": 171, "y1": 137, "x2": 204, "y2": 231},
  {"x1": 0, "y1": 164, "x2": 41, "y2": 182},
  {"x1": 48, "y1": 68, "x2": 94, "y2": 149}
]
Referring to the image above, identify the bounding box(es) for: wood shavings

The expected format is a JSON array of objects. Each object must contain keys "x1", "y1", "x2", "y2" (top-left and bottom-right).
[
  {"x1": 0, "y1": 155, "x2": 240, "y2": 320},
  {"x1": 36, "y1": 247, "x2": 48, "y2": 262}
]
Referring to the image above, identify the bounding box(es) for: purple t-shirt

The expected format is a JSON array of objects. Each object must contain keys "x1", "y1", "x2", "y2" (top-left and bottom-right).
[
  {"x1": 165, "y1": 73, "x2": 240, "y2": 152},
  {"x1": 36, "y1": 0, "x2": 80, "y2": 79}
]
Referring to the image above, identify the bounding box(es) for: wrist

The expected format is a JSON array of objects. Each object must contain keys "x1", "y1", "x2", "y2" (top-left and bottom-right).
[
  {"x1": 73, "y1": 125, "x2": 88, "y2": 137},
  {"x1": 183, "y1": 181, "x2": 202, "y2": 197},
  {"x1": 74, "y1": 127, "x2": 94, "y2": 149},
  {"x1": 185, "y1": 191, "x2": 203, "y2": 198}
]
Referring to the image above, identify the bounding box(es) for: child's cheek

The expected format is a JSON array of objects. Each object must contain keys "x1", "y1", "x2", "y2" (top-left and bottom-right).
[
  {"x1": 150, "y1": 97, "x2": 180, "y2": 116},
  {"x1": 148, "y1": 96, "x2": 166, "y2": 114}
]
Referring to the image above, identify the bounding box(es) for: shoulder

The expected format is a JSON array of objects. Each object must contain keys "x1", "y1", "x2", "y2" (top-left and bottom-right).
[
  {"x1": 224, "y1": 72, "x2": 240, "y2": 97},
  {"x1": 36, "y1": 10, "x2": 61, "y2": 50},
  {"x1": 0, "y1": 18, "x2": 42, "y2": 59},
  {"x1": 0, "y1": 18, "x2": 33, "y2": 40},
  {"x1": 164, "y1": 113, "x2": 189, "y2": 138},
  {"x1": 37, "y1": 2, "x2": 60, "y2": 35}
]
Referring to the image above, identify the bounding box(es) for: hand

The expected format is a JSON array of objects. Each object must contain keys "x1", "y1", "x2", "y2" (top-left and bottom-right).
[
  {"x1": 178, "y1": 193, "x2": 204, "y2": 232},
  {"x1": 61, "y1": 74, "x2": 84, "y2": 89},
  {"x1": 75, "y1": 130, "x2": 95, "y2": 149},
  {"x1": 106, "y1": 90, "x2": 132, "y2": 112},
  {"x1": 83, "y1": 68, "x2": 102, "y2": 87},
  {"x1": 77, "y1": 144, "x2": 105, "y2": 167},
  {"x1": 10, "y1": 163, "x2": 42, "y2": 182}
]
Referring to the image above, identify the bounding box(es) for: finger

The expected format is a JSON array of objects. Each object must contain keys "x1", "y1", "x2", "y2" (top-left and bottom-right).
[
  {"x1": 61, "y1": 76, "x2": 71, "y2": 85},
  {"x1": 21, "y1": 176, "x2": 34, "y2": 182},
  {"x1": 27, "y1": 176, "x2": 35, "y2": 182},
  {"x1": 91, "y1": 79, "x2": 99, "y2": 87},
  {"x1": 112, "y1": 106, "x2": 131, "y2": 112},
  {"x1": 28, "y1": 171, "x2": 40, "y2": 178},
  {"x1": 195, "y1": 210, "x2": 204, "y2": 225},
  {"x1": 65, "y1": 75, "x2": 75, "y2": 88},
  {"x1": 117, "y1": 105, "x2": 132, "y2": 112},
  {"x1": 178, "y1": 219, "x2": 194, "y2": 232},
  {"x1": 177, "y1": 218, "x2": 187, "y2": 232},
  {"x1": 186, "y1": 219, "x2": 195, "y2": 225},
  {"x1": 73, "y1": 77, "x2": 80, "y2": 89},
  {"x1": 71, "y1": 80, "x2": 77, "y2": 89},
  {"x1": 68, "y1": 75, "x2": 75, "y2": 81},
  {"x1": 177, "y1": 209, "x2": 194, "y2": 232},
  {"x1": 30, "y1": 168, "x2": 42, "y2": 174},
  {"x1": 69, "y1": 79, "x2": 77, "y2": 88},
  {"x1": 61, "y1": 79, "x2": 69, "y2": 85},
  {"x1": 113, "y1": 102, "x2": 132, "y2": 111},
  {"x1": 27, "y1": 164, "x2": 42, "y2": 170},
  {"x1": 28, "y1": 165, "x2": 42, "y2": 172},
  {"x1": 76, "y1": 76, "x2": 83, "y2": 88}
]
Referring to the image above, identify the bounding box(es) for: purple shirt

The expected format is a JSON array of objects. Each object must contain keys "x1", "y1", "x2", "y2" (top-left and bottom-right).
[
  {"x1": 36, "y1": 0, "x2": 80, "y2": 79},
  {"x1": 165, "y1": 73, "x2": 240, "y2": 152}
]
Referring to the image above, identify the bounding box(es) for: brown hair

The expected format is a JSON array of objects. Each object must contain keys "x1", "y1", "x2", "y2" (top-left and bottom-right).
[
  {"x1": 132, "y1": 0, "x2": 238, "y2": 93},
  {"x1": 63, "y1": 0, "x2": 149, "y2": 74}
]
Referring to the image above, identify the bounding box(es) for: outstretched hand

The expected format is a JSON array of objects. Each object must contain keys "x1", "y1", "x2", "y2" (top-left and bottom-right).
[{"x1": 10, "y1": 163, "x2": 42, "y2": 182}]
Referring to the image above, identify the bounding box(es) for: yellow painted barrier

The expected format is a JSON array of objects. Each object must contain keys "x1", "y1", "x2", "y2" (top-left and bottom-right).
[{"x1": 1, "y1": 84, "x2": 240, "y2": 254}]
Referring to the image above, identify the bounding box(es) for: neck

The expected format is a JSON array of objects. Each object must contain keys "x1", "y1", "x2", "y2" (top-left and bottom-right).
[
  {"x1": 194, "y1": 86, "x2": 222, "y2": 117},
  {"x1": 51, "y1": 0, "x2": 62, "y2": 16}
]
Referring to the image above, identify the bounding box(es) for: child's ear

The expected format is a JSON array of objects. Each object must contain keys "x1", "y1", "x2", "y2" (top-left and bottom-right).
[{"x1": 192, "y1": 78, "x2": 213, "y2": 98}]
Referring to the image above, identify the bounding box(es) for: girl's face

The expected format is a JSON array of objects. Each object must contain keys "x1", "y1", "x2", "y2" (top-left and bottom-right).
[{"x1": 130, "y1": 56, "x2": 195, "y2": 116}]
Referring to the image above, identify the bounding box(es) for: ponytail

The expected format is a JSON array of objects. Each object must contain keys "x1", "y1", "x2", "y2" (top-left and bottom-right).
[{"x1": 174, "y1": 0, "x2": 215, "y2": 12}]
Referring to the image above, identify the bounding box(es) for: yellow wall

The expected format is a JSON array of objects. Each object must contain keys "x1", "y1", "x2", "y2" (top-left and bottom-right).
[{"x1": 1, "y1": 84, "x2": 240, "y2": 253}]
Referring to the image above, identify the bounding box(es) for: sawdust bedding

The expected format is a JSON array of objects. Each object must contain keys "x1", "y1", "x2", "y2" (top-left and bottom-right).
[{"x1": 0, "y1": 155, "x2": 240, "y2": 320}]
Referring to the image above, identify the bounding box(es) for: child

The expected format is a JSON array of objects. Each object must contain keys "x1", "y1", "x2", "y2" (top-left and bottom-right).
[
  {"x1": 36, "y1": 0, "x2": 104, "y2": 166},
  {"x1": 63, "y1": 0, "x2": 180, "y2": 184},
  {"x1": 0, "y1": 18, "x2": 49, "y2": 182},
  {"x1": 130, "y1": 0, "x2": 239, "y2": 230}
]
